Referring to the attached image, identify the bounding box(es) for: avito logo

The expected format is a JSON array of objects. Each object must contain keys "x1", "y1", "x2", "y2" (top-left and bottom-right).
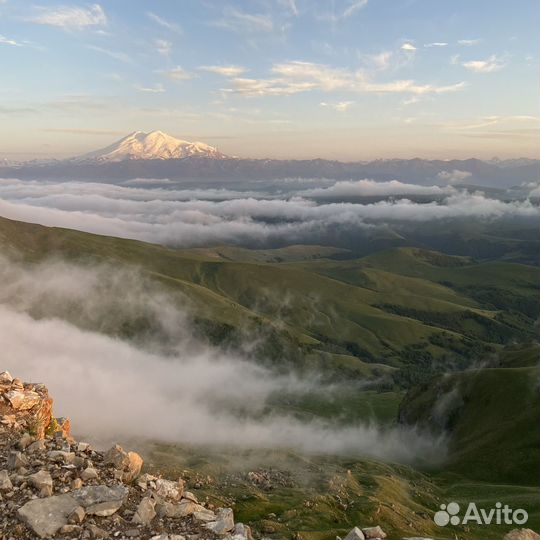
[{"x1": 434, "y1": 502, "x2": 528, "y2": 527}]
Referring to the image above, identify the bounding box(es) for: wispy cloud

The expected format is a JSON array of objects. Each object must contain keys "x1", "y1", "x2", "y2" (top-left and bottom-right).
[
  {"x1": 319, "y1": 0, "x2": 369, "y2": 23},
  {"x1": 223, "y1": 60, "x2": 465, "y2": 97},
  {"x1": 458, "y1": 38, "x2": 482, "y2": 46},
  {"x1": 135, "y1": 84, "x2": 165, "y2": 94},
  {"x1": 0, "y1": 34, "x2": 22, "y2": 46},
  {"x1": 200, "y1": 65, "x2": 247, "y2": 77},
  {"x1": 462, "y1": 54, "x2": 506, "y2": 73},
  {"x1": 87, "y1": 45, "x2": 132, "y2": 64},
  {"x1": 424, "y1": 42, "x2": 448, "y2": 48},
  {"x1": 146, "y1": 11, "x2": 182, "y2": 34},
  {"x1": 155, "y1": 39, "x2": 172, "y2": 56},
  {"x1": 29, "y1": 3, "x2": 107, "y2": 29},
  {"x1": 41, "y1": 128, "x2": 125, "y2": 136},
  {"x1": 162, "y1": 66, "x2": 195, "y2": 81},
  {"x1": 212, "y1": 8, "x2": 274, "y2": 34},
  {"x1": 320, "y1": 101, "x2": 354, "y2": 112}
]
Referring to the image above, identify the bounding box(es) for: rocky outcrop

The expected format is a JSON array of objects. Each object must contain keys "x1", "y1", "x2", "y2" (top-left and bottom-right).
[
  {"x1": 0, "y1": 373, "x2": 247, "y2": 540},
  {"x1": 0, "y1": 371, "x2": 60, "y2": 440}
]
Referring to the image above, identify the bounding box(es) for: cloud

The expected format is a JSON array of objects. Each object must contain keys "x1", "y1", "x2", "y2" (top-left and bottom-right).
[
  {"x1": 401, "y1": 43, "x2": 417, "y2": 52},
  {"x1": 146, "y1": 11, "x2": 182, "y2": 34},
  {"x1": 223, "y1": 60, "x2": 466, "y2": 97},
  {"x1": 134, "y1": 84, "x2": 165, "y2": 94},
  {"x1": 41, "y1": 128, "x2": 125, "y2": 136},
  {"x1": 320, "y1": 101, "x2": 354, "y2": 112},
  {"x1": 155, "y1": 39, "x2": 172, "y2": 56},
  {"x1": 436, "y1": 170, "x2": 473, "y2": 185},
  {"x1": 0, "y1": 34, "x2": 21, "y2": 46},
  {"x1": 212, "y1": 8, "x2": 274, "y2": 34},
  {"x1": 424, "y1": 42, "x2": 448, "y2": 48},
  {"x1": 300, "y1": 179, "x2": 455, "y2": 198},
  {"x1": 87, "y1": 45, "x2": 133, "y2": 64},
  {"x1": 462, "y1": 54, "x2": 506, "y2": 73},
  {"x1": 29, "y1": 3, "x2": 107, "y2": 29},
  {"x1": 162, "y1": 66, "x2": 195, "y2": 81},
  {"x1": 0, "y1": 178, "x2": 536, "y2": 248},
  {"x1": 279, "y1": 0, "x2": 298, "y2": 16},
  {"x1": 319, "y1": 0, "x2": 368, "y2": 23},
  {"x1": 0, "y1": 256, "x2": 443, "y2": 462},
  {"x1": 200, "y1": 65, "x2": 247, "y2": 77},
  {"x1": 458, "y1": 38, "x2": 482, "y2": 46}
]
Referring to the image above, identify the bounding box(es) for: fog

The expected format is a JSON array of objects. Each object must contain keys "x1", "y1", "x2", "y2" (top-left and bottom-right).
[
  {"x1": 0, "y1": 177, "x2": 536, "y2": 247},
  {"x1": 0, "y1": 255, "x2": 445, "y2": 464}
]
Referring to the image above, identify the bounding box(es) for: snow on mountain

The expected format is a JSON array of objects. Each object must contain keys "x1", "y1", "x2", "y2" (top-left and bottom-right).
[{"x1": 73, "y1": 130, "x2": 229, "y2": 162}]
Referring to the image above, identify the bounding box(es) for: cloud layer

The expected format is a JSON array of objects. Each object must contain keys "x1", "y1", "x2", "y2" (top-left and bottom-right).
[{"x1": 0, "y1": 178, "x2": 536, "y2": 247}]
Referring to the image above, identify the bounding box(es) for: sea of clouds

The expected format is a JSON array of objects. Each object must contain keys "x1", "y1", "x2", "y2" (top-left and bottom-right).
[{"x1": 0, "y1": 177, "x2": 537, "y2": 247}]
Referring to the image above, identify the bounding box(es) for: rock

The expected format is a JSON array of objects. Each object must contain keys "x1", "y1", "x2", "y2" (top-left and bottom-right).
[
  {"x1": 104, "y1": 444, "x2": 143, "y2": 482},
  {"x1": 193, "y1": 508, "x2": 217, "y2": 522},
  {"x1": 233, "y1": 523, "x2": 253, "y2": 540},
  {"x1": 87, "y1": 524, "x2": 110, "y2": 539},
  {"x1": 47, "y1": 450, "x2": 75, "y2": 464},
  {"x1": 5, "y1": 389, "x2": 41, "y2": 410},
  {"x1": 68, "y1": 505, "x2": 86, "y2": 524},
  {"x1": 72, "y1": 484, "x2": 128, "y2": 508},
  {"x1": 504, "y1": 530, "x2": 540, "y2": 540},
  {"x1": 28, "y1": 470, "x2": 53, "y2": 497},
  {"x1": 17, "y1": 494, "x2": 79, "y2": 538},
  {"x1": 18, "y1": 432, "x2": 35, "y2": 449},
  {"x1": 344, "y1": 527, "x2": 366, "y2": 540},
  {"x1": 0, "y1": 371, "x2": 13, "y2": 383},
  {"x1": 158, "y1": 500, "x2": 204, "y2": 518},
  {"x1": 137, "y1": 472, "x2": 157, "y2": 490},
  {"x1": 362, "y1": 525, "x2": 387, "y2": 539},
  {"x1": 0, "y1": 470, "x2": 13, "y2": 491},
  {"x1": 60, "y1": 524, "x2": 82, "y2": 535},
  {"x1": 182, "y1": 491, "x2": 198, "y2": 503},
  {"x1": 205, "y1": 507, "x2": 235, "y2": 535},
  {"x1": 86, "y1": 500, "x2": 123, "y2": 516},
  {"x1": 133, "y1": 497, "x2": 156, "y2": 525},
  {"x1": 81, "y1": 466, "x2": 99, "y2": 481},
  {"x1": 154, "y1": 478, "x2": 183, "y2": 501},
  {"x1": 72, "y1": 477, "x2": 84, "y2": 489},
  {"x1": 77, "y1": 442, "x2": 91, "y2": 452},
  {"x1": 7, "y1": 451, "x2": 29, "y2": 469},
  {"x1": 27, "y1": 440, "x2": 46, "y2": 453}
]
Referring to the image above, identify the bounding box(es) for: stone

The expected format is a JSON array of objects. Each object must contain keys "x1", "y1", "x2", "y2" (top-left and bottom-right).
[
  {"x1": 362, "y1": 525, "x2": 387, "y2": 539},
  {"x1": 81, "y1": 466, "x2": 99, "y2": 481},
  {"x1": 205, "y1": 507, "x2": 235, "y2": 535},
  {"x1": 193, "y1": 508, "x2": 217, "y2": 522},
  {"x1": 27, "y1": 440, "x2": 46, "y2": 453},
  {"x1": 233, "y1": 523, "x2": 253, "y2": 540},
  {"x1": 182, "y1": 490, "x2": 198, "y2": 503},
  {"x1": 87, "y1": 524, "x2": 110, "y2": 539},
  {"x1": 0, "y1": 470, "x2": 13, "y2": 491},
  {"x1": 0, "y1": 371, "x2": 13, "y2": 383},
  {"x1": 343, "y1": 527, "x2": 366, "y2": 540},
  {"x1": 5, "y1": 389, "x2": 41, "y2": 410},
  {"x1": 17, "y1": 494, "x2": 79, "y2": 538},
  {"x1": 104, "y1": 444, "x2": 131, "y2": 468},
  {"x1": 125, "y1": 451, "x2": 143, "y2": 482},
  {"x1": 7, "y1": 451, "x2": 28, "y2": 470},
  {"x1": 60, "y1": 524, "x2": 82, "y2": 535},
  {"x1": 47, "y1": 450, "x2": 76, "y2": 464},
  {"x1": 18, "y1": 432, "x2": 35, "y2": 450},
  {"x1": 137, "y1": 472, "x2": 157, "y2": 490},
  {"x1": 157, "y1": 500, "x2": 204, "y2": 518},
  {"x1": 154, "y1": 478, "x2": 183, "y2": 501},
  {"x1": 104, "y1": 444, "x2": 143, "y2": 482},
  {"x1": 86, "y1": 500, "x2": 123, "y2": 516},
  {"x1": 503, "y1": 530, "x2": 540, "y2": 540},
  {"x1": 132, "y1": 496, "x2": 156, "y2": 525},
  {"x1": 72, "y1": 477, "x2": 84, "y2": 489},
  {"x1": 28, "y1": 470, "x2": 53, "y2": 497},
  {"x1": 68, "y1": 505, "x2": 86, "y2": 524},
  {"x1": 77, "y1": 442, "x2": 91, "y2": 452},
  {"x1": 72, "y1": 484, "x2": 128, "y2": 508}
]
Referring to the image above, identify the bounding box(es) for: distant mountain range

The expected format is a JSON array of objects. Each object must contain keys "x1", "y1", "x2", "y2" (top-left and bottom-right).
[{"x1": 1, "y1": 130, "x2": 538, "y2": 188}]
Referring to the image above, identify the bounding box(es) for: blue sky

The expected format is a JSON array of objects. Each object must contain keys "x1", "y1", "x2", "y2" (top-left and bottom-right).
[{"x1": 0, "y1": 0, "x2": 538, "y2": 160}]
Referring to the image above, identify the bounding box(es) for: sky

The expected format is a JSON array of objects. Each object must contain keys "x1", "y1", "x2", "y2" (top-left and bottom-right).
[{"x1": 0, "y1": 0, "x2": 538, "y2": 160}]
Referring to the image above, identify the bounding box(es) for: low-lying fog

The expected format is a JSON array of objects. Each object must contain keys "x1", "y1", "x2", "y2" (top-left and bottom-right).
[{"x1": 0, "y1": 255, "x2": 445, "y2": 464}]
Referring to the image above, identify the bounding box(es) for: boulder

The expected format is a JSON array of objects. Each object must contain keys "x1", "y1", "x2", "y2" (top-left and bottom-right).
[
  {"x1": 5, "y1": 389, "x2": 41, "y2": 410},
  {"x1": 81, "y1": 466, "x2": 99, "y2": 481},
  {"x1": 344, "y1": 527, "x2": 366, "y2": 540},
  {"x1": 17, "y1": 494, "x2": 79, "y2": 538},
  {"x1": 104, "y1": 444, "x2": 143, "y2": 482},
  {"x1": 72, "y1": 484, "x2": 128, "y2": 508},
  {"x1": 194, "y1": 508, "x2": 217, "y2": 522},
  {"x1": 68, "y1": 506, "x2": 86, "y2": 524},
  {"x1": 0, "y1": 371, "x2": 13, "y2": 384},
  {"x1": 7, "y1": 451, "x2": 29, "y2": 469},
  {"x1": 157, "y1": 500, "x2": 204, "y2": 518}
]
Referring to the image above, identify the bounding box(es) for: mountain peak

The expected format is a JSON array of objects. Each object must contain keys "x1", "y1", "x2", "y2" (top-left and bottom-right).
[{"x1": 74, "y1": 130, "x2": 229, "y2": 162}]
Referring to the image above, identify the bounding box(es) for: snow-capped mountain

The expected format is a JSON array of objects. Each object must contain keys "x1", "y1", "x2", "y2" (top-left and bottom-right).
[{"x1": 74, "y1": 130, "x2": 229, "y2": 162}]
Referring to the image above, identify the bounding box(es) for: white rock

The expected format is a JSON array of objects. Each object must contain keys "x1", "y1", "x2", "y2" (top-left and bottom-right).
[{"x1": 344, "y1": 527, "x2": 366, "y2": 540}]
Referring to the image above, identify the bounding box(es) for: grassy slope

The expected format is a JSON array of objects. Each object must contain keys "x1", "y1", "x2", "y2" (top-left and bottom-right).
[{"x1": 0, "y1": 217, "x2": 536, "y2": 376}]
